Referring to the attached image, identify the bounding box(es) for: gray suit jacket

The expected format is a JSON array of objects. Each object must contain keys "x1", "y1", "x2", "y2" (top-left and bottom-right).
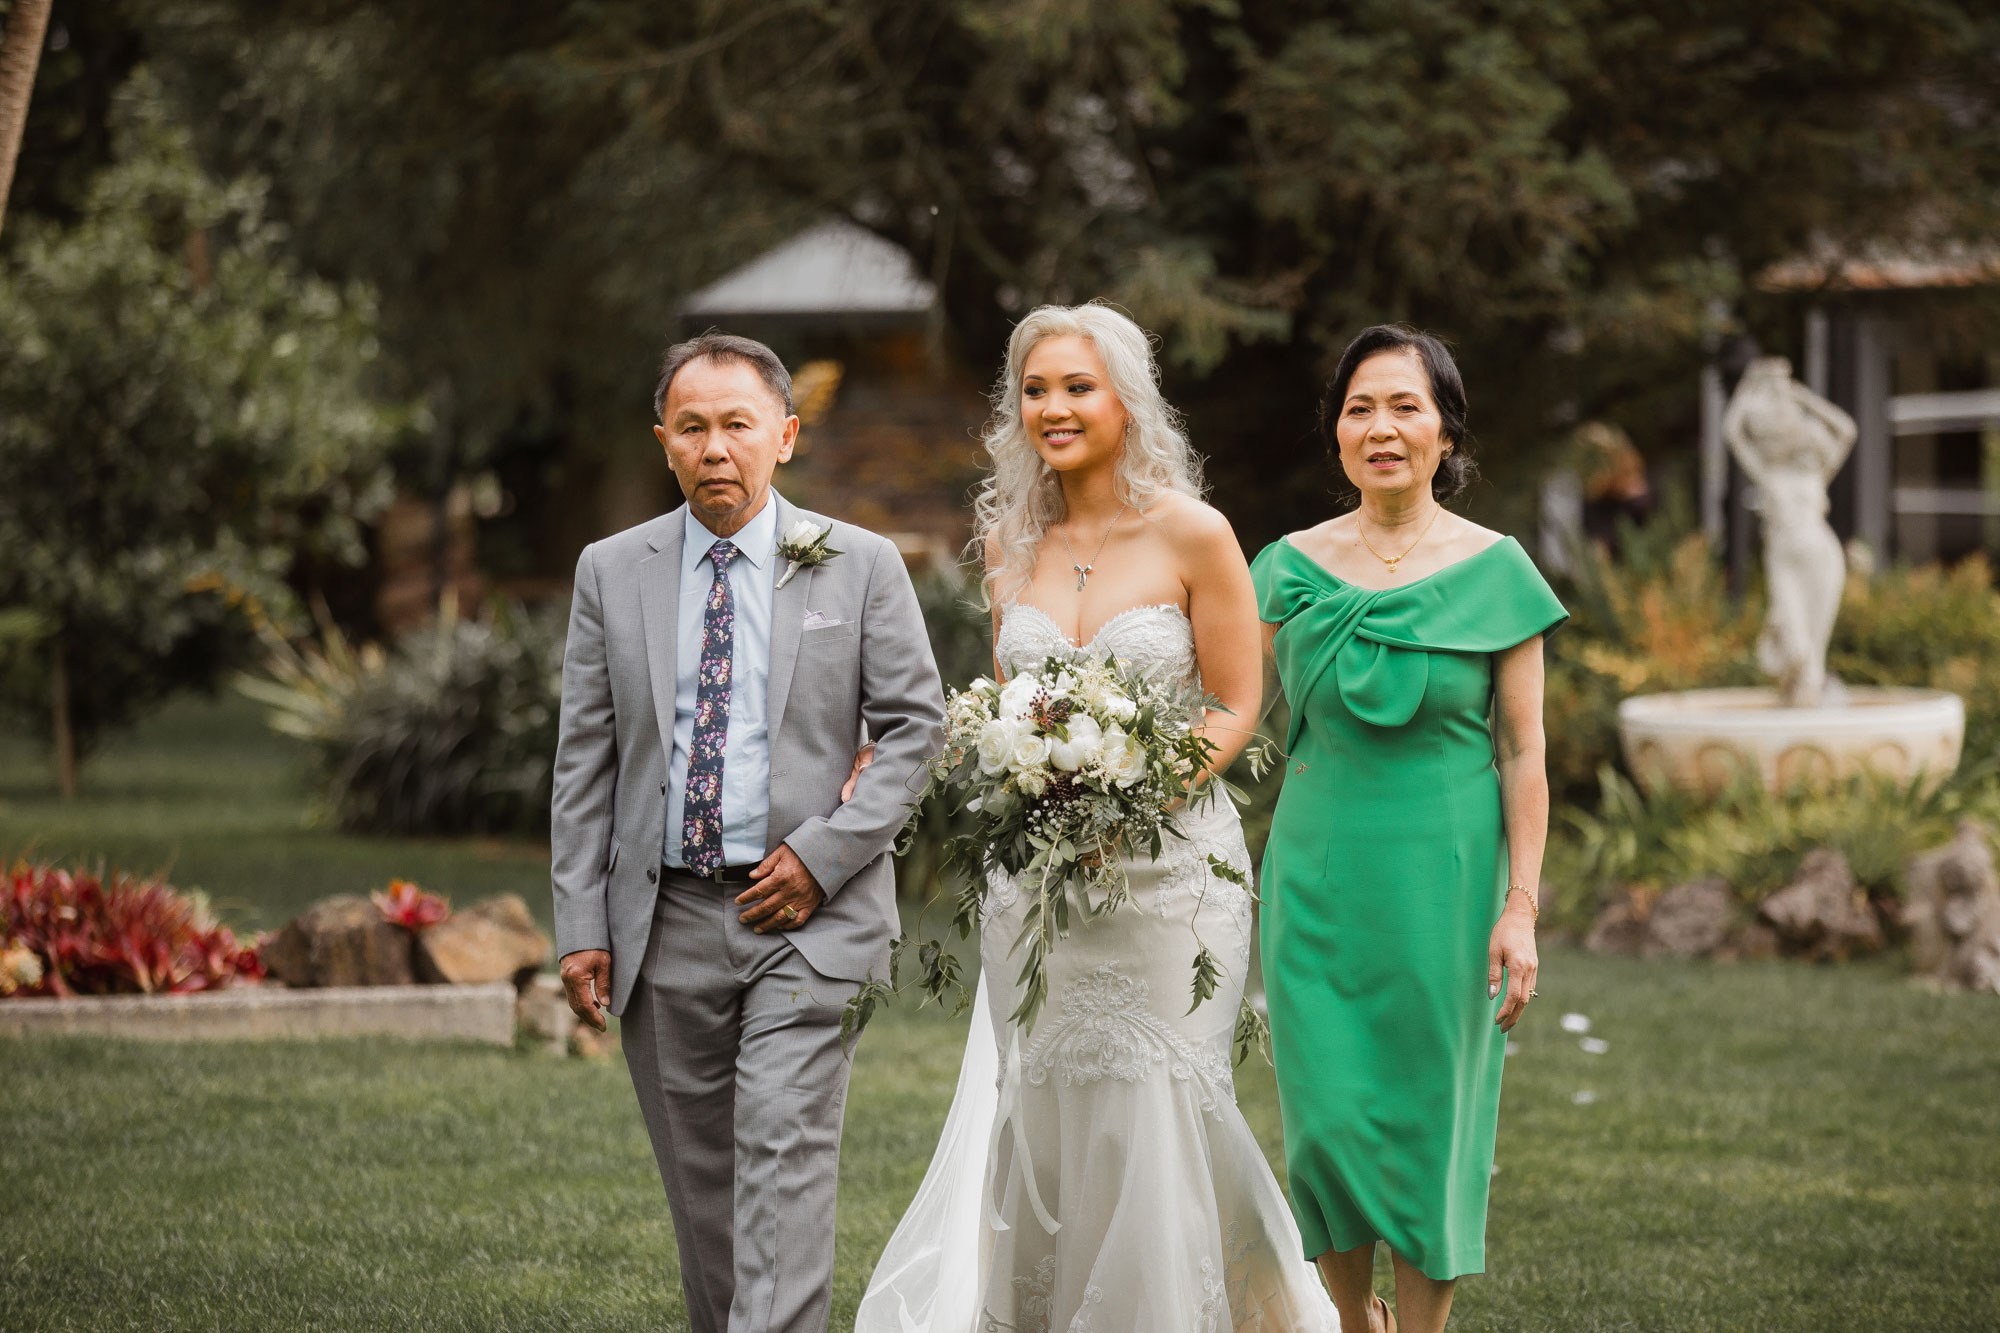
[{"x1": 549, "y1": 492, "x2": 946, "y2": 1016}]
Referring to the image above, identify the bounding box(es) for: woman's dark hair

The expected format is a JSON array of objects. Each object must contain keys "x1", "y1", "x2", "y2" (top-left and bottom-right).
[{"x1": 1319, "y1": 324, "x2": 1476, "y2": 504}]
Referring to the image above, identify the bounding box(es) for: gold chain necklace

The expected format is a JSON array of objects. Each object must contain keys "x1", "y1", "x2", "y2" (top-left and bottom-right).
[
  {"x1": 1356, "y1": 504, "x2": 1443, "y2": 576},
  {"x1": 1059, "y1": 505, "x2": 1129, "y2": 592}
]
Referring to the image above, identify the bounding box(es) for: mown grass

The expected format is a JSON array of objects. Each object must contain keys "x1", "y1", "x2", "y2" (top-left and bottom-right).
[{"x1": 2, "y1": 699, "x2": 1997, "y2": 1331}]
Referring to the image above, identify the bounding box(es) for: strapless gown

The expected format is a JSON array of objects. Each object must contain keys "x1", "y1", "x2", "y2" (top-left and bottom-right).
[{"x1": 855, "y1": 603, "x2": 1338, "y2": 1333}]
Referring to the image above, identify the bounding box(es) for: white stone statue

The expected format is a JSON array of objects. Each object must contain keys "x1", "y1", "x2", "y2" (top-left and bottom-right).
[{"x1": 1722, "y1": 356, "x2": 1858, "y2": 706}]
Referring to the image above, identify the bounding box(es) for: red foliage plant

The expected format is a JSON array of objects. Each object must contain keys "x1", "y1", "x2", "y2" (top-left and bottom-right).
[
  {"x1": 371, "y1": 879, "x2": 449, "y2": 931},
  {"x1": 1, "y1": 861, "x2": 266, "y2": 998}
]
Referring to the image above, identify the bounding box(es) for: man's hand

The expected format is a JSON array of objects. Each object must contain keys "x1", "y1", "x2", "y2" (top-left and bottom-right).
[
  {"x1": 736, "y1": 844, "x2": 825, "y2": 934},
  {"x1": 559, "y1": 948, "x2": 611, "y2": 1031}
]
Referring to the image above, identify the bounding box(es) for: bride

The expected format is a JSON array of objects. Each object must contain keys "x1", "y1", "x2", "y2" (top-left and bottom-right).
[{"x1": 855, "y1": 303, "x2": 1338, "y2": 1332}]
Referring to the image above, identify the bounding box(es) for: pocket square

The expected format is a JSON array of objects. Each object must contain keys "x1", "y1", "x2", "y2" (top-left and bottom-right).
[{"x1": 801, "y1": 609, "x2": 849, "y2": 631}]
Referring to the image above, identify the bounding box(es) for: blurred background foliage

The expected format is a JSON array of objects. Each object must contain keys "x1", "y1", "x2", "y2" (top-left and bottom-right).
[
  {"x1": 5, "y1": 0, "x2": 2000, "y2": 855},
  {"x1": 11, "y1": 0, "x2": 1999, "y2": 553},
  {"x1": 0, "y1": 67, "x2": 400, "y2": 793}
]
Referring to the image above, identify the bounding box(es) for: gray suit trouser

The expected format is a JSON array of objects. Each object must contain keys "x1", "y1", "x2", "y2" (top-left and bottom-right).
[{"x1": 621, "y1": 866, "x2": 862, "y2": 1333}]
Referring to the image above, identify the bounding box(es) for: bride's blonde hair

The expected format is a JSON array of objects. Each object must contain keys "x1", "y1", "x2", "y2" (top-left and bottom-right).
[{"x1": 970, "y1": 302, "x2": 1205, "y2": 603}]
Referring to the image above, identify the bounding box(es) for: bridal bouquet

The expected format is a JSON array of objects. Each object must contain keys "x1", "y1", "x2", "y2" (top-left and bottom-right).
[{"x1": 873, "y1": 651, "x2": 1264, "y2": 1034}]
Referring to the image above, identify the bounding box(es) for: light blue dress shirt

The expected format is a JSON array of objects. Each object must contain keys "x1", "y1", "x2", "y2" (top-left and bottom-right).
[{"x1": 663, "y1": 499, "x2": 776, "y2": 870}]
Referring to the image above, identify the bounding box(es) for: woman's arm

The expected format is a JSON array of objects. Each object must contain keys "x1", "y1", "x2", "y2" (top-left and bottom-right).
[
  {"x1": 1180, "y1": 507, "x2": 1264, "y2": 781},
  {"x1": 1489, "y1": 633, "x2": 1548, "y2": 1031},
  {"x1": 1260, "y1": 621, "x2": 1283, "y2": 728}
]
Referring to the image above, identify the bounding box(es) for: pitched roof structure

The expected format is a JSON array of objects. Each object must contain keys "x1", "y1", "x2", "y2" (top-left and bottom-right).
[{"x1": 680, "y1": 219, "x2": 936, "y2": 318}]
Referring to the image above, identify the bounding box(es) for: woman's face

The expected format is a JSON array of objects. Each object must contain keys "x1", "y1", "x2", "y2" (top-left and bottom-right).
[
  {"x1": 1334, "y1": 348, "x2": 1451, "y2": 501},
  {"x1": 1021, "y1": 335, "x2": 1128, "y2": 476}
]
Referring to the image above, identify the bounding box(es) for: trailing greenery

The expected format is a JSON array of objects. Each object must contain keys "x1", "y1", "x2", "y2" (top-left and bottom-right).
[
  {"x1": 240, "y1": 598, "x2": 564, "y2": 836},
  {"x1": 0, "y1": 71, "x2": 398, "y2": 789}
]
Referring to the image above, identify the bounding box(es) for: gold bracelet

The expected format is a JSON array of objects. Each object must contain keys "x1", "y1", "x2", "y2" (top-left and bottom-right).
[{"x1": 1507, "y1": 884, "x2": 1539, "y2": 920}]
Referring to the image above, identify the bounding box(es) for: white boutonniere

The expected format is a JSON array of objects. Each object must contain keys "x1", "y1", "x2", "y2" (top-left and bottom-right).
[{"x1": 776, "y1": 519, "x2": 841, "y2": 589}]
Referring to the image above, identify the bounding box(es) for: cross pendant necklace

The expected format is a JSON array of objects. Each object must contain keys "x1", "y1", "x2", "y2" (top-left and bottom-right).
[{"x1": 1060, "y1": 505, "x2": 1128, "y2": 592}]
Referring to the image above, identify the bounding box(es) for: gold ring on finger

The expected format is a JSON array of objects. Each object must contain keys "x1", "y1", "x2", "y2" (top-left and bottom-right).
[{"x1": 782, "y1": 905, "x2": 797, "y2": 921}]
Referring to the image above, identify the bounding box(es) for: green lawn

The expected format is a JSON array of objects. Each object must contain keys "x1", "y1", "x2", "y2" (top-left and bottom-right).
[{"x1": 3, "y1": 699, "x2": 1998, "y2": 1331}]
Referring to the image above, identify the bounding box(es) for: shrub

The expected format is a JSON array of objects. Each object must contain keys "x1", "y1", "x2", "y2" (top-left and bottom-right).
[
  {"x1": 1544, "y1": 765, "x2": 2000, "y2": 934},
  {"x1": 241, "y1": 598, "x2": 564, "y2": 835},
  {"x1": 1, "y1": 862, "x2": 265, "y2": 997},
  {"x1": 1829, "y1": 556, "x2": 2000, "y2": 768},
  {"x1": 372, "y1": 880, "x2": 450, "y2": 930}
]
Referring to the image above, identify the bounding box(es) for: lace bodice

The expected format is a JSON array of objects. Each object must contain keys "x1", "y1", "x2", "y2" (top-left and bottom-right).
[{"x1": 996, "y1": 602, "x2": 1199, "y2": 690}]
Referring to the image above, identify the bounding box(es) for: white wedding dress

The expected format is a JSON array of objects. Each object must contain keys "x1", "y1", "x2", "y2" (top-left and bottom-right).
[{"x1": 856, "y1": 603, "x2": 1338, "y2": 1333}]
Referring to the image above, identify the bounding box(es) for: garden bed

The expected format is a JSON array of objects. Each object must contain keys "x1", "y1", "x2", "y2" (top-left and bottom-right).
[{"x1": 0, "y1": 980, "x2": 518, "y2": 1044}]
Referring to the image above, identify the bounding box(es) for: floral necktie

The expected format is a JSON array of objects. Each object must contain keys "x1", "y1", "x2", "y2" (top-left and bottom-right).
[{"x1": 681, "y1": 540, "x2": 738, "y2": 876}]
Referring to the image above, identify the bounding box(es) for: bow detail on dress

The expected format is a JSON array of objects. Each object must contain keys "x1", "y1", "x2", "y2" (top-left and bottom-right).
[
  {"x1": 1267, "y1": 583, "x2": 1432, "y2": 750},
  {"x1": 1254, "y1": 536, "x2": 1570, "y2": 753}
]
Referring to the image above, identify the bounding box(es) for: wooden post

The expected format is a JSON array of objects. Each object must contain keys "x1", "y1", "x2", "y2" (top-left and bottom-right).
[{"x1": 0, "y1": 0, "x2": 55, "y2": 241}]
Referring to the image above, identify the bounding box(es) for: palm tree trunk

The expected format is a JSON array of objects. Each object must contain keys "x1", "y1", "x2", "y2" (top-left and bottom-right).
[
  {"x1": 0, "y1": 0, "x2": 55, "y2": 241},
  {"x1": 51, "y1": 635, "x2": 76, "y2": 799}
]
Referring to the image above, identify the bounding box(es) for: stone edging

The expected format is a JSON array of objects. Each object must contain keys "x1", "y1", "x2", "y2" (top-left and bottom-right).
[{"x1": 0, "y1": 982, "x2": 518, "y2": 1045}]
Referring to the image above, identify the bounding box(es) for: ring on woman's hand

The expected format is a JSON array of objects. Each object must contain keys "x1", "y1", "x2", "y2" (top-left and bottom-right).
[{"x1": 1528, "y1": 989, "x2": 1539, "y2": 998}]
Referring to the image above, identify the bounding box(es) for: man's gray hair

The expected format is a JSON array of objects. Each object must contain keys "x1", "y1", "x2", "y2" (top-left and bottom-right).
[{"x1": 653, "y1": 330, "x2": 794, "y2": 421}]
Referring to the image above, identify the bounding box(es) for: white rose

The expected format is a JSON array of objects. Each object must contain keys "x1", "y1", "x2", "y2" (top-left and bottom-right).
[
  {"x1": 784, "y1": 518, "x2": 822, "y2": 548},
  {"x1": 1104, "y1": 730, "x2": 1148, "y2": 787},
  {"x1": 1102, "y1": 691, "x2": 1138, "y2": 724},
  {"x1": 999, "y1": 675, "x2": 1039, "y2": 720},
  {"x1": 1049, "y1": 714, "x2": 1102, "y2": 773},
  {"x1": 1017, "y1": 768, "x2": 1048, "y2": 797},
  {"x1": 1009, "y1": 726, "x2": 1052, "y2": 772},
  {"x1": 975, "y1": 719, "x2": 1014, "y2": 775}
]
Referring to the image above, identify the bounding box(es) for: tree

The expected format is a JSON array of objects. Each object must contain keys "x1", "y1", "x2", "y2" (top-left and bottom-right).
[
  {"x1": 65, "y1": 2, "x2": 2000, "y2": 557},
  {"x1": 0, "y1": 0, "x2": 54, "y2": 236},
  {"x1": 0, "y1": 71, "x2": 399, "y2": 794}
]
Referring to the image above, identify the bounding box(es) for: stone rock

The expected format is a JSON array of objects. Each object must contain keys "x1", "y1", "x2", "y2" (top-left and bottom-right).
[
  {"x1": 1903, "y1": 821, "x2": 2000, "y2": 993},
  {"x1": 515, "y1": 973, "x2": 572, "y2": 1055},
  {"x1": 1584, "y1": 896, "x2": 1649, "y2": 956},
  {"x1": 1732, "y1": 921, "x2": 1782, "y2": 960},
  {"x1": 570, "y1": 1019, "x2": 617, "y2": 1059},
  {"x1": 262, "y1": 896, "x2": 415, "y2": 988},
  {"x1": 1756, "y1": 848, "x2": 1884, "y2": 960},
  {"x1": 414, "y1": 895, "x2": 549, "y2": 988},
  {"x1": 1642, "y1": 878, "x2": 1735, "y2": 958}
]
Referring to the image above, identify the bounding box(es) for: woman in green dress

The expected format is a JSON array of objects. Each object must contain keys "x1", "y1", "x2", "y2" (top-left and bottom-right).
[{"x1": 1253, "y1": 325, "x2": 1567, "y2": 1333}]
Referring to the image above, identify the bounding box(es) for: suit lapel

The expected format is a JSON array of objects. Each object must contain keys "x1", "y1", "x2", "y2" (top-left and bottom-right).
[
  {"x1": 766, "y1": 493, "x2": 814, "y2": 740},
  {"x1": 638, "y1": 508, "x2": 687, "y2": 764}
]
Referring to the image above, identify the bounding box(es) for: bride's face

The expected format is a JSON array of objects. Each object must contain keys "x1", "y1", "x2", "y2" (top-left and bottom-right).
[
  {"x1": 1334, "y1": 349, "x2": 1451, "y2": 501},
  {"x1": 1020, "y1": 335, "x2": 1128, "y2": 475}
]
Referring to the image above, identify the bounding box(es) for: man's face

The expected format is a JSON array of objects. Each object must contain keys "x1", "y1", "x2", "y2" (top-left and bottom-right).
[{"x1": 653, "y1": 357, "x2": 799, "y2": 535}]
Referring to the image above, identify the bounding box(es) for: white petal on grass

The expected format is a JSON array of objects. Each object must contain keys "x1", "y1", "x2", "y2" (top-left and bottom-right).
[
  {"x1": 1560, "y1": 1012, "x2": 1592, "y2": 1034},
  {"x1": 1580, "y1": 1036, "x2": 1610, "y2": 1055},
  {"x1": 1572, "y1": 1089, "x2": 1598, "y2": 1105}
]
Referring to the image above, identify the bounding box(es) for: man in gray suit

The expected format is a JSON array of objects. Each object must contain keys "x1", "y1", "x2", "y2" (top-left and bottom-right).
[{"x1": 550, "y1": 331, "x2": 945, "y2": 1333}]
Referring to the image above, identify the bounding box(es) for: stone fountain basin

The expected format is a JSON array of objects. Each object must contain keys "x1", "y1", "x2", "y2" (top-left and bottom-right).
[{"x1": 1618, "y1": 687, "x2": 1965, "y2": 796}]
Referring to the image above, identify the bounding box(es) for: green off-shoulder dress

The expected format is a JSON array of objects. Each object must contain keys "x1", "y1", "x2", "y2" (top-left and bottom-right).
[{"x1": 1251, "y1": 535, "x2": 1567, "y2": 1281}]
